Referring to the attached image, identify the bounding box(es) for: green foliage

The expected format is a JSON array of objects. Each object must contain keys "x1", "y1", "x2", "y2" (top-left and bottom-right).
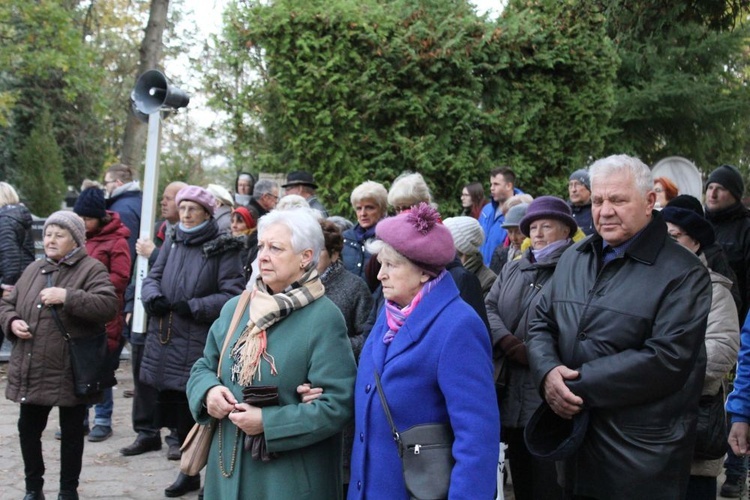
[
  {"x1": 15, "y1": 110, "x2": 66, "y2": 216},
  {"x1": 210, "y1": 0, "x2": 618, "y2": 215},
  {"x1": 600, "y1": 0, "x2": 750, "y2": 171},
  {"x1": 0, "y1": 0, "x2": 108, "y2": 186},
  {"x1": 483, "y1": 0, "x2": 618, "y2": 197}
]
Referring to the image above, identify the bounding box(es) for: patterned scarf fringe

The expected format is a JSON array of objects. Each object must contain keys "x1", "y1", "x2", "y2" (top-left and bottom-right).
[{"x1": 231, "y1": 268, "x2": 324, "y2": 386}]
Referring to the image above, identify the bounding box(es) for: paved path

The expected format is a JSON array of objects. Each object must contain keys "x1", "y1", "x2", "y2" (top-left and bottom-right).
[{"x1": 0, "y1": 360, "x2": 198, "y2": 499}]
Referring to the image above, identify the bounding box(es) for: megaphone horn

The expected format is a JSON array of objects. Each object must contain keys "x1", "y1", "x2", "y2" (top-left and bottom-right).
[{"x1": 132, "y1": 69, "x2": 190, "y2": 115}]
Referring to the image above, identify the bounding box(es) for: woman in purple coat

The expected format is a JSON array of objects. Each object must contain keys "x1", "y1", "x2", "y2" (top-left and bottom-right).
[
  {"x1": 348, "y1": 203, "x2": 499, "y2": 499},
  {"x1": 140, "y1": 186, "x2": 244, "y2": 497}
]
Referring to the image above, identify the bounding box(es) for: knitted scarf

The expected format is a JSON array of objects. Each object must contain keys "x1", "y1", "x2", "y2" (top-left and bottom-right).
[
  {"x1": 230, "y1": 268, "x2": 325, "y2": 386},
  {"x1": 383, "y1": 269, "x2": 447, "y2": 344}
]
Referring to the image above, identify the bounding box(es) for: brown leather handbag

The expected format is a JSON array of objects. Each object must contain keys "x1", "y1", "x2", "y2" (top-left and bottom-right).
[{"x1": 180, "y1": 291, "x2": 251, "y2": 476}]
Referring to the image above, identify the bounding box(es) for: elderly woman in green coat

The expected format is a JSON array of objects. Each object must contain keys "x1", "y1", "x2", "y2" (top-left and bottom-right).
[{"x1": 187, "y1": 208, "x2": 356, "y2": 500}]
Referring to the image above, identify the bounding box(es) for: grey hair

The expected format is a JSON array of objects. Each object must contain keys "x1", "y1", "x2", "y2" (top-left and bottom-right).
[
  {"x1": 276, "y1": 194, "x2": 310, "y2": 211},
  {"x1": 388, "y1": 172, "x2": 432, "y2": 209},
  {"x1": 351, "y1": 181, "x2": 388, "y2": 214},
  {"x1": 589, "y1": 154, "x2": 653, "y2": 196},
  {"x1": 327, "y1": 215, "x2": 354, "y2": 233},
  {"x1": 258, "y1": 208, "x2": 324, "y2": 267},
  {"x1": 253, "y1": 178, "x2": 279, "y2": 197},
  {"x1": 0, "y1": 182, "x2": 21, "y2": 207}
]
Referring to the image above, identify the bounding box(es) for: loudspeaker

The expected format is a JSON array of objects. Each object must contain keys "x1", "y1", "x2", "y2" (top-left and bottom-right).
[
  {"x1": 130, "y1": 98, "x2": 150, "y2": 123},
  {"x1": 131, "y1": 69, "x2": 190, "y2": 115}
]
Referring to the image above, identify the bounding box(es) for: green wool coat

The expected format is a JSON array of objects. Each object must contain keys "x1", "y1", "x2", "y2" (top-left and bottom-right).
[{"x1": 187, "y1": 294, "x2": 357, "y2": 500}]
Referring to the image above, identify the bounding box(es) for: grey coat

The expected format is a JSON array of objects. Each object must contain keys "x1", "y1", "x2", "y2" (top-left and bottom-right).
[
  {"x1": 140, "y1": 221, "x2": 245, "y2": 392},
  {"x1": 320, "y1": 260, "x2": 373, "y2": 360},
  {"x1": 485, "y1": 243, "x2": 571, "y2": 428}
]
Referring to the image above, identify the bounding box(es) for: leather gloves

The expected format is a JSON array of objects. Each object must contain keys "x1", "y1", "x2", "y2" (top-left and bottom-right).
[
  {"x1": 172, "y1": 300, "x2": 192, "y2": 319},
  {"x1": 499, "y1": 334, "x2": 529, "y2": 366},
  {"x1": 144, "y1": 296, "x2": 170, "y2": 317}
]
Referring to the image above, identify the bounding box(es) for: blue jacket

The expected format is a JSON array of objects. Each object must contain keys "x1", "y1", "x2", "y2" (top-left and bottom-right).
[
  {"x1": 727, "y1": 312, "x2": 750, "y2": 423},
  {"x1": 478, "y1": 200, "x2": 505, "y2": 266},
  {"x1": 107, "y1": 189, "x2": 142, "y2": 263},
  {"x1": 348, "y1": 273, "x2": 499, "y2": 499}
]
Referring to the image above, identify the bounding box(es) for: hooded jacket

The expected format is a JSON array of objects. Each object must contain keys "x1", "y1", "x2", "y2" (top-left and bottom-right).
[
  {"x1": 85, "y1": 211, "x2": 131, "y2": 352},
  {"x1": 140, "y1": 220, "x2": 245, "y2": 392},
  {"x1": 527, "y1": 212, "x2": 712, "y2": 499}
]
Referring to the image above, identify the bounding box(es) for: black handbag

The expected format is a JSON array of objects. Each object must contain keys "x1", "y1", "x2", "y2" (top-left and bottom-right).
[
  {"x1": 374, "y1": 369, "x2": 455, "y2": 500},
  {"x1": 50, "y1": 306, "x2": 114, "y2": 397},
  {"x1": 694, "y1": 383, "x2": 728, "y2": 460}
]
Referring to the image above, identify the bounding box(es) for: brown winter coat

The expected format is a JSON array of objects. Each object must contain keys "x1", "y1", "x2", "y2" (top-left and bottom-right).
[{"x1": 0, "y1": 248, "x2": 118, "y2": 407}]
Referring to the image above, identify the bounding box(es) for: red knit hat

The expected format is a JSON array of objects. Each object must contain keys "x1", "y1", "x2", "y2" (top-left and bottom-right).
[
  {"x1": 376, "y1": 202, "x2": 455, "y2": 276},
  {"x1": 234, "y1": 206, "x2": 256, "y2": 229}
]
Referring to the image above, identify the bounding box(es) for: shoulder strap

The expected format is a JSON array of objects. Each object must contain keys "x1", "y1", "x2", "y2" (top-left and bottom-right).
[
  {"x1": 374, "y1": 369, "x2": 402, "y2": 453},
  {"x1": 45, "y1": 273, "x2": 70, "y2": 341},
  {"x1": 217, "y1": 290, "x2": 251, "y2": 377}
]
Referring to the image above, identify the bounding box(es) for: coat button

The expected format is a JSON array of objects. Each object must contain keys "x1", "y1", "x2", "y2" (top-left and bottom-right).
[
  {"x1": 365, "y1": 384, "x2": 371, "y2": 393},
  {"x1": 360, "y1": 432, "x2": 364, "y2": 442},
  {"x1": 357, "y1": 481, "x2": 362, "y2": 490},
  {"x1": 577, "y1": 332, "x2": 587, "y2": 341}
]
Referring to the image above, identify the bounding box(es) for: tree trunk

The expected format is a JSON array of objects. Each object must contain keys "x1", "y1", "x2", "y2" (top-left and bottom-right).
[{"x1": 120, "y1": 0, "x2": 170, "y2": 170}]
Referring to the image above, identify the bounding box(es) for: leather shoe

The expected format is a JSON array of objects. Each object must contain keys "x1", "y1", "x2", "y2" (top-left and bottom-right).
[
  {"x1": 57, "y1": 491, "x2": 78, "y2": 500},
  {"x1": 120, "y1": 436, "x2": 162, "y2": 456},
  {"x1": 167, "y1": 443, "x2": 182, "y2": 461},
  {"x1": 23, "y1": 492, "x2": 44, "y2": 500},
  {"x1": 165, "y1": 473, "x2": 200, "y2": 498}
]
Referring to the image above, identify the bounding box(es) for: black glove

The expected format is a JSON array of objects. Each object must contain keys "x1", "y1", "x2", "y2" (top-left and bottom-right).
[
  {"x1": 144, "y1": 296, "x2": 170, "y2": 317},
  {"x1": 172, "y1": 300, "x2": 192, "y2": 318}
]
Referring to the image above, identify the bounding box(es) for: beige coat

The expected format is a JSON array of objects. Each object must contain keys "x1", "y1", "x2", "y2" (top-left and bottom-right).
[
  {"x1": 0, "y1": 249, "x2": 118, "y2": 407},
  {"x1": 691, "y1": 257, "x2": 740, "y2": 477}
]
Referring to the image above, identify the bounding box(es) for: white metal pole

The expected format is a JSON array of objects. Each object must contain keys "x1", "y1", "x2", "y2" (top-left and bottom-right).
[{"x1": 132, "y1": 111, "x2": 161, "y2": 334}]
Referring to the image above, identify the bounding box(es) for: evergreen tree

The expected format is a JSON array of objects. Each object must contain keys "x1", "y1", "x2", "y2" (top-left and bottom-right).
[{"x1": 15, "y1": 110, "x2": 66, "y2": 216}]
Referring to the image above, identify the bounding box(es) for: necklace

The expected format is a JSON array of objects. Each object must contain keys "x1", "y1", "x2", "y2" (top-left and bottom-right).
[
  {"x1": 158, "y1": 312, "x2": 173, "y2": 345},
  {"x1": 218, "y1": 420, "x2": 241, "y2": 478}
]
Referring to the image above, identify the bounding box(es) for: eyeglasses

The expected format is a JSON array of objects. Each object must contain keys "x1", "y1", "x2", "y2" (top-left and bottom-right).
[
  {"x1": 103, "y1": 179, "x2": 117, "y2": 186},
  {"x1": 669, "y1": 231, "x2": 687, "y2": 240},
  {"x1": 264, "y1": 192, "x2": 279, "y2": 200}
]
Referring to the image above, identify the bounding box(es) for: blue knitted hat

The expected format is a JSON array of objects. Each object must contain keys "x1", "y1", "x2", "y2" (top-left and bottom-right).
[{"x1": 73, "y1": 187, "x2": 107, "y2": 219}]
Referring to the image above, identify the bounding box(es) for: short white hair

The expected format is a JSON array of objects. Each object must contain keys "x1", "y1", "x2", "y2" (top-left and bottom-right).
[
  {"x1": 589, "y1": 154, "x2": 653, "y2": 196},
  {"x1": 258, "y1": 208, "x2": 324, "y2": 266}
]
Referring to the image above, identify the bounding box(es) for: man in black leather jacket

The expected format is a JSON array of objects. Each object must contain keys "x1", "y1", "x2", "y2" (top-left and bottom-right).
[{"x1": 527, "y1": 154, "x2": 712, "y2": 500}]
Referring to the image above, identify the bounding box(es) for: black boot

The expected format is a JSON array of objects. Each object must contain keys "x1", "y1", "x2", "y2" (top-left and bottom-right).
[
  {"x1": 22, "y1": 492, "x2": 44, "y2": 500},
  {"x1": 57, "y1": 491, "x2": 78, "y2": 500},
  {"x1": 164, "y1": 473, "x2": 200, "y2": 498}
]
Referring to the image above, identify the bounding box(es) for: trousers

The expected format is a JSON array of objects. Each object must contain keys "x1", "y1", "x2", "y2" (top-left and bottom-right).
[{"x1": 19, "y1": 403, "x2": 87, "y2": 492}]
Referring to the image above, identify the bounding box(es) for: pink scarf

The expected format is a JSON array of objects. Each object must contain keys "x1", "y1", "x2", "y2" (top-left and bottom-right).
[{"x1": 383, "y1": 270, "x2": 448, "y2": 344}]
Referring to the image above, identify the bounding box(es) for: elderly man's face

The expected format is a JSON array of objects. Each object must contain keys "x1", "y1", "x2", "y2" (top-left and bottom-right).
[{"x1": 592, "y1": 170, "x2": 655, "y2": 246}]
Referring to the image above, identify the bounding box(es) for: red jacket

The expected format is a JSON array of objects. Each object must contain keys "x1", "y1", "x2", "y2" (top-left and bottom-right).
[{"x1": 85, "y1": 211, "x2": 131, "y2": 351}]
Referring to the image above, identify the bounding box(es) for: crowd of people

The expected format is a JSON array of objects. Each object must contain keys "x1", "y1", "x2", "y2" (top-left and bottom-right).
[{"x1": 1, "y1": 156, "x2": 750, "y2": 500}]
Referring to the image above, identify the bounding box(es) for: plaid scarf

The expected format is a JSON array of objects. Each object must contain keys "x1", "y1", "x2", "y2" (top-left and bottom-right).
[
  {"x1": 383, "y1": 269, "x2": 447, "y2": 344},
  {"x1": 231, "y1": 268, "x2": 325, "y2": 386}
]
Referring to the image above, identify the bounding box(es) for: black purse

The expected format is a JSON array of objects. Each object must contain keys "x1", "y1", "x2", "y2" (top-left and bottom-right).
[
  {"x1": 374, "y1": 369, "x2": 455, "y2": 500},
  {"x1": 50, "y1": 306, "x2": 114, "y2": 397},
  {"x1": 694, "y1": 383, "x2": 728, "y2": 460}
]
